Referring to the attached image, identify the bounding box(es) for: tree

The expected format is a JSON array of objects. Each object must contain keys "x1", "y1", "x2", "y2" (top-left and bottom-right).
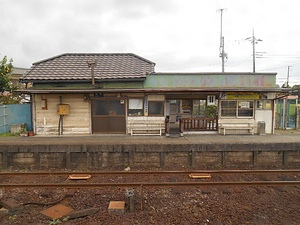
[
  {"x1": 0, "y1": 55, "x2": 25, "y2": 104},
  {"x1": 205, "y1": 105, "x2": 217, "y2": 118},
  {"x1": 0, "y1": 55, "x2": 13, "y2": 93},
  {"x1": 292, "y1": 84, "x2": 300, "y2": 98}
]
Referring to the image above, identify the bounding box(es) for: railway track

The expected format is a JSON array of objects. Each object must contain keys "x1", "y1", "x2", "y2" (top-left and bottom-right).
[
  {"x1": 1, "y1": 169, "x2": 299, "y2": 190},
  {"x1": 1, "y1": 169, "x2": 299, "y2": 210},
  {"x1": 1, "y1": 169, "x2": 300, "y2": 175}
]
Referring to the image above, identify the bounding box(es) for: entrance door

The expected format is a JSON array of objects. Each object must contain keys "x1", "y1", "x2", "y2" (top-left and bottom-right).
[
  {"x1": 166, "y1": 99, "x2": 218, "y2": 132},
  {"x1": 192, "y1": 100, "x2": 207, "y2": 117},
  {"x1": 92, "y1": 99, "x2": 126, "y2": 134}
]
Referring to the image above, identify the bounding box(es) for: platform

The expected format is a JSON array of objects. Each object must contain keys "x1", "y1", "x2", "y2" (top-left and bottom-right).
[{"x1": 0, "y1": 130, "x2": 299, "y2": 170}]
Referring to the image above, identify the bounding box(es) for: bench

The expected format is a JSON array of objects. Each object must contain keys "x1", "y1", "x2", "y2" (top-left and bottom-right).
[
  {"x1": 219, "y1": 123, "x2": 256, "y2": 135},
  {"x1": 129, "y1": 121, "x2": 165, "y2": 136}
]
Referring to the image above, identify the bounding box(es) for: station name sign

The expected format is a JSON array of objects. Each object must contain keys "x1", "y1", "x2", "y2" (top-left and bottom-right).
[
  {"x1": 94, "y1": 93, "x2": 103, "y2": 98},
  {"x1": 225, "y1": 92, "x2": 260, "y2": 100}
]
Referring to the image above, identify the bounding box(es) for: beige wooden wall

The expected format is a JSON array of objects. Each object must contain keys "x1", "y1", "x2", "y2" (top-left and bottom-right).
[{"x1": 34, "y1": 94, "x2": 90, "y2": 135}]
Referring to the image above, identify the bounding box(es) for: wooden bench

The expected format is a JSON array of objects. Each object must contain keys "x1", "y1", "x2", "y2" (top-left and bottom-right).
[
  {"x1": 129, "y1": 121, "x2": 165, "y2": 136},
  {"x1": 219, "y1": 123, "x2": 256, "y2": 135}
]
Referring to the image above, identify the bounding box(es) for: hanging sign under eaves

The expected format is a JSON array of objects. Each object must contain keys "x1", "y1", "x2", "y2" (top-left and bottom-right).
[{"x1": 225, "y1": 92, "x2": 260, "y2": 100}]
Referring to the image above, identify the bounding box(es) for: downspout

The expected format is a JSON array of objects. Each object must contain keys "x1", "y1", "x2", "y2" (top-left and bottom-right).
[
  {"x1": 58, "y1": 96, "x2": 63, "y2": 135},
  {"x1": 217, "y1": 92, "x2": 222, "y2": 133},
  {"x1": 272, "y1": 99, "x2": 275, "y2": 134},
  {"x1": 31, "y1": 94, "x2": 36, "y2": 135}
]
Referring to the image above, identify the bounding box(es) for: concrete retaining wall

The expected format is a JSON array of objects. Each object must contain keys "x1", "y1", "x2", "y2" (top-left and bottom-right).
[{"x1": 1, "y1": 143, "x2": 300, "y2": 170}]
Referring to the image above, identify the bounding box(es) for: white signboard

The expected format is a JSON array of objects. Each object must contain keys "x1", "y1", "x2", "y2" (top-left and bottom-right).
[{"x1": 240, "y1": 102, "x2": 250, "y2": 108}]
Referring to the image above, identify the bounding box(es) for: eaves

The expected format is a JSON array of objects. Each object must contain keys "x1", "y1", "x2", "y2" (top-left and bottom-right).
[{"x1": 15, "y1": 87, "x2": 291, "y2": 94}]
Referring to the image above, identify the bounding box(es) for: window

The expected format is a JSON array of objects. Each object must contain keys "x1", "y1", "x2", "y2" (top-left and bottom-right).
[
  {"x1": 207, "y1": 95, "x2": 216, "y2": 106},
  {"x1": 92, "y1": 100, "x2": 125, "y2": 116},
  {"x1": 182, "y1": 100, "x2": 191, "y2": 114},
  {"x1": 109, "y1": 100, "x2": 125, "y2": 115},
  {"x1": 41, "y1": 99, "x2": 47, "y2": 110},
  {"x1": 148, "y1": 101, "x2": 164, "y2": 116},
  {"x1": 128, "y1": 98, "x2": 144, "y2": 116},
  {"x1": 192, "y1": 100, "x2": 206, "y2": 117},
  {"x1": 221, "y1": 101, "x2": 236, "y2": 117},
  {"x1": 221, "y1": 100, "x2": 254, "y2": 118},
  {"x1": 256, "y1": 100, "x2": 272, "y2": 110},
  {"x1": 238, "y1": 101, "x2": 253, "y2": 117},
  {"x1": 93, "y1": 100, "x2": 108, "y2": 115}
]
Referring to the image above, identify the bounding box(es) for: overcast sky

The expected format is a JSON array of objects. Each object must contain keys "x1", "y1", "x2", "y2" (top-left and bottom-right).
[{"x1": 1, "y1": 0, "x2": 300, "y2": 86}]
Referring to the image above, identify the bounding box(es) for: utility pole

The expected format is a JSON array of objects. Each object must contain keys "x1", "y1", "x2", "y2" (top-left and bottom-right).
[
  {"x1": 287, "y1": 66, "x2": 291, "y2": 88},
  {"x1": 245, "y1": 29, "x2": 262, "y2": 73},
  {"x1": 252, "y1": 29, "x2": 256, "y2": 73},
  {"x1": 218, "y1": 9, "x2": 227, "y2": 72},
  {"x1": 284, "y1": 66, "x2": 292, "y2": 129}
]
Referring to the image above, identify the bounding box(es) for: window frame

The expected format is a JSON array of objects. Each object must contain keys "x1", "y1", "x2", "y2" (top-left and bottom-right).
[
  {"x1": 256, "y1": 100, "x2": 272, "y2": 110},
  {"x1": 92, "y1": 99, "x2": 125, "y2": 116},
  {"x1": 128, "y1": 98, "x2": 144, "y2": 116},
  {"x1": 207, "y1": 95, "x2": 216, "y2": 106},
  {"x1": 220, "y1": 100, "x2": 254, "y2": 118},
  {"x1": 237, "y1": 100, "x2": 254, "y2": 117},
  {"x1": 41, "y1": 99, "x2": 47, "y2": 110},
  {"x1": 148, "y1": 100, "x2": 164, "y2": 117},
  {"x1": 220, "y1": 100, "x2": 237, "y2": 118}
]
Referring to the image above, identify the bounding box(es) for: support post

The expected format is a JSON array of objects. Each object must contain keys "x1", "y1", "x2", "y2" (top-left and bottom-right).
[
  {"x1": 222, "y1": 151, "x2": 227, "y2": 167},
  {"x1": 140, "y1": 185, "x2": 144, "y2": 211},
  {"x1": 253, "y1": 151, "x2": 258, "y2": 167},
  {"x1": 283, "y1": 151, "x2": 288, "y2": 167},
  {"x1": 159, "y1": 152, "x2": 165, "y2": 167},
  {"x1": 66, "y1": 151, "x2": 71, "y2": 169}
]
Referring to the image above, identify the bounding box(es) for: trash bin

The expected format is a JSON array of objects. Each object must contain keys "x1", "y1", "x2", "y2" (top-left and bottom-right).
[{"x1": 258, "y1": 121, "x2": 266, "y2": 135}]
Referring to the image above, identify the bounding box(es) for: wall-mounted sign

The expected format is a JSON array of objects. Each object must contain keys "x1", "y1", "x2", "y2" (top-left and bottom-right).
[
  {"x1": 225, "y1": 92, "x2": 260, "y2": 100},
  {"x1": 144, "y1": 96, "x2": 148, "y2": 116},
  {"x1": 207, "y1": 95, "x2": 216, "y2": 105},
  {"x1": 94, "y1": 93, "x2": 103, "y2": 98},
  {"x1": 240, "y1": 101, "x2": 250, "y2": 108}
]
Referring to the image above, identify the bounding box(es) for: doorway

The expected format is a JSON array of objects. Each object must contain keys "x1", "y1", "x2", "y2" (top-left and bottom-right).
[
  {"x1": 166, "y1": 98, "x2": 218, "y2": 132},
  {"x1": 92, "y1": 99, "x2": 126, "y2": 133}
]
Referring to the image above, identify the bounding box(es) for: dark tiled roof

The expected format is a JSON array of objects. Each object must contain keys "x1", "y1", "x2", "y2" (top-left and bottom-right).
[
  {"x1": 12, "y1": 67, "x2": 29, "y2": 75},
  {"x1": 22, "y1": 53, "x2": 155, "y2": 81}
]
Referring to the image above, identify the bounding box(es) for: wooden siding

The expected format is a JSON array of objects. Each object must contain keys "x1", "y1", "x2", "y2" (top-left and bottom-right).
[{"x1": 35, "y1": 94, "x2": 90, "y2": 135}]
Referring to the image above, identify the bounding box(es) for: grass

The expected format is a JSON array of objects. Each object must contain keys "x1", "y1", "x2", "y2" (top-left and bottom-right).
[
  {"x1": 0, "y1": 132, "x2": 18, "y2": 137},
  {"x1": 274, "y1": 129, "x2": 300, "y2": 134}
]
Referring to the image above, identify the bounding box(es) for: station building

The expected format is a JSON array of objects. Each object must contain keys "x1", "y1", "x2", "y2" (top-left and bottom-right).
[{"x1": 20, "y1": 53, "x2": 288, "y2": 136}]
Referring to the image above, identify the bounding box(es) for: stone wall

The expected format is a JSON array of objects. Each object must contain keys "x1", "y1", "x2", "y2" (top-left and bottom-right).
[{"x1": 1, "y1": 143, "x2": 300, "y2": 170}]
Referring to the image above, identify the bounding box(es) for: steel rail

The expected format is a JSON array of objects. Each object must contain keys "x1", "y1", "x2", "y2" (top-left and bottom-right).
[
  {"x1": 1, "y1": 180, "x2": 299, "y2": 211},
  {"x1": 0, "y1": 181, "x2": 300, "y2": 188},
  {"x1": 0, "y1": 169, "x2": 300, "y2": 176}
]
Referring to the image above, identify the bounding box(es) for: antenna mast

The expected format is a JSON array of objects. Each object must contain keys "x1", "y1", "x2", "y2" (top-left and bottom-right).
[{"x1": 218, "y1": 9, "x2": 227, "y2": 72}]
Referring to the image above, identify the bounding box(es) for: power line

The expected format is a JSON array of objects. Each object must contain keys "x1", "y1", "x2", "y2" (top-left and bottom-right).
[{"x1": 258, "y1": 61, "x2": 300, "y2": 72}]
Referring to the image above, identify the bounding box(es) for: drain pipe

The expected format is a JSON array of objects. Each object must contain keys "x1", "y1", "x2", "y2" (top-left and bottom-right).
[{"x1": 58, "y1": 96, "x2": 63, "y2": 135}]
